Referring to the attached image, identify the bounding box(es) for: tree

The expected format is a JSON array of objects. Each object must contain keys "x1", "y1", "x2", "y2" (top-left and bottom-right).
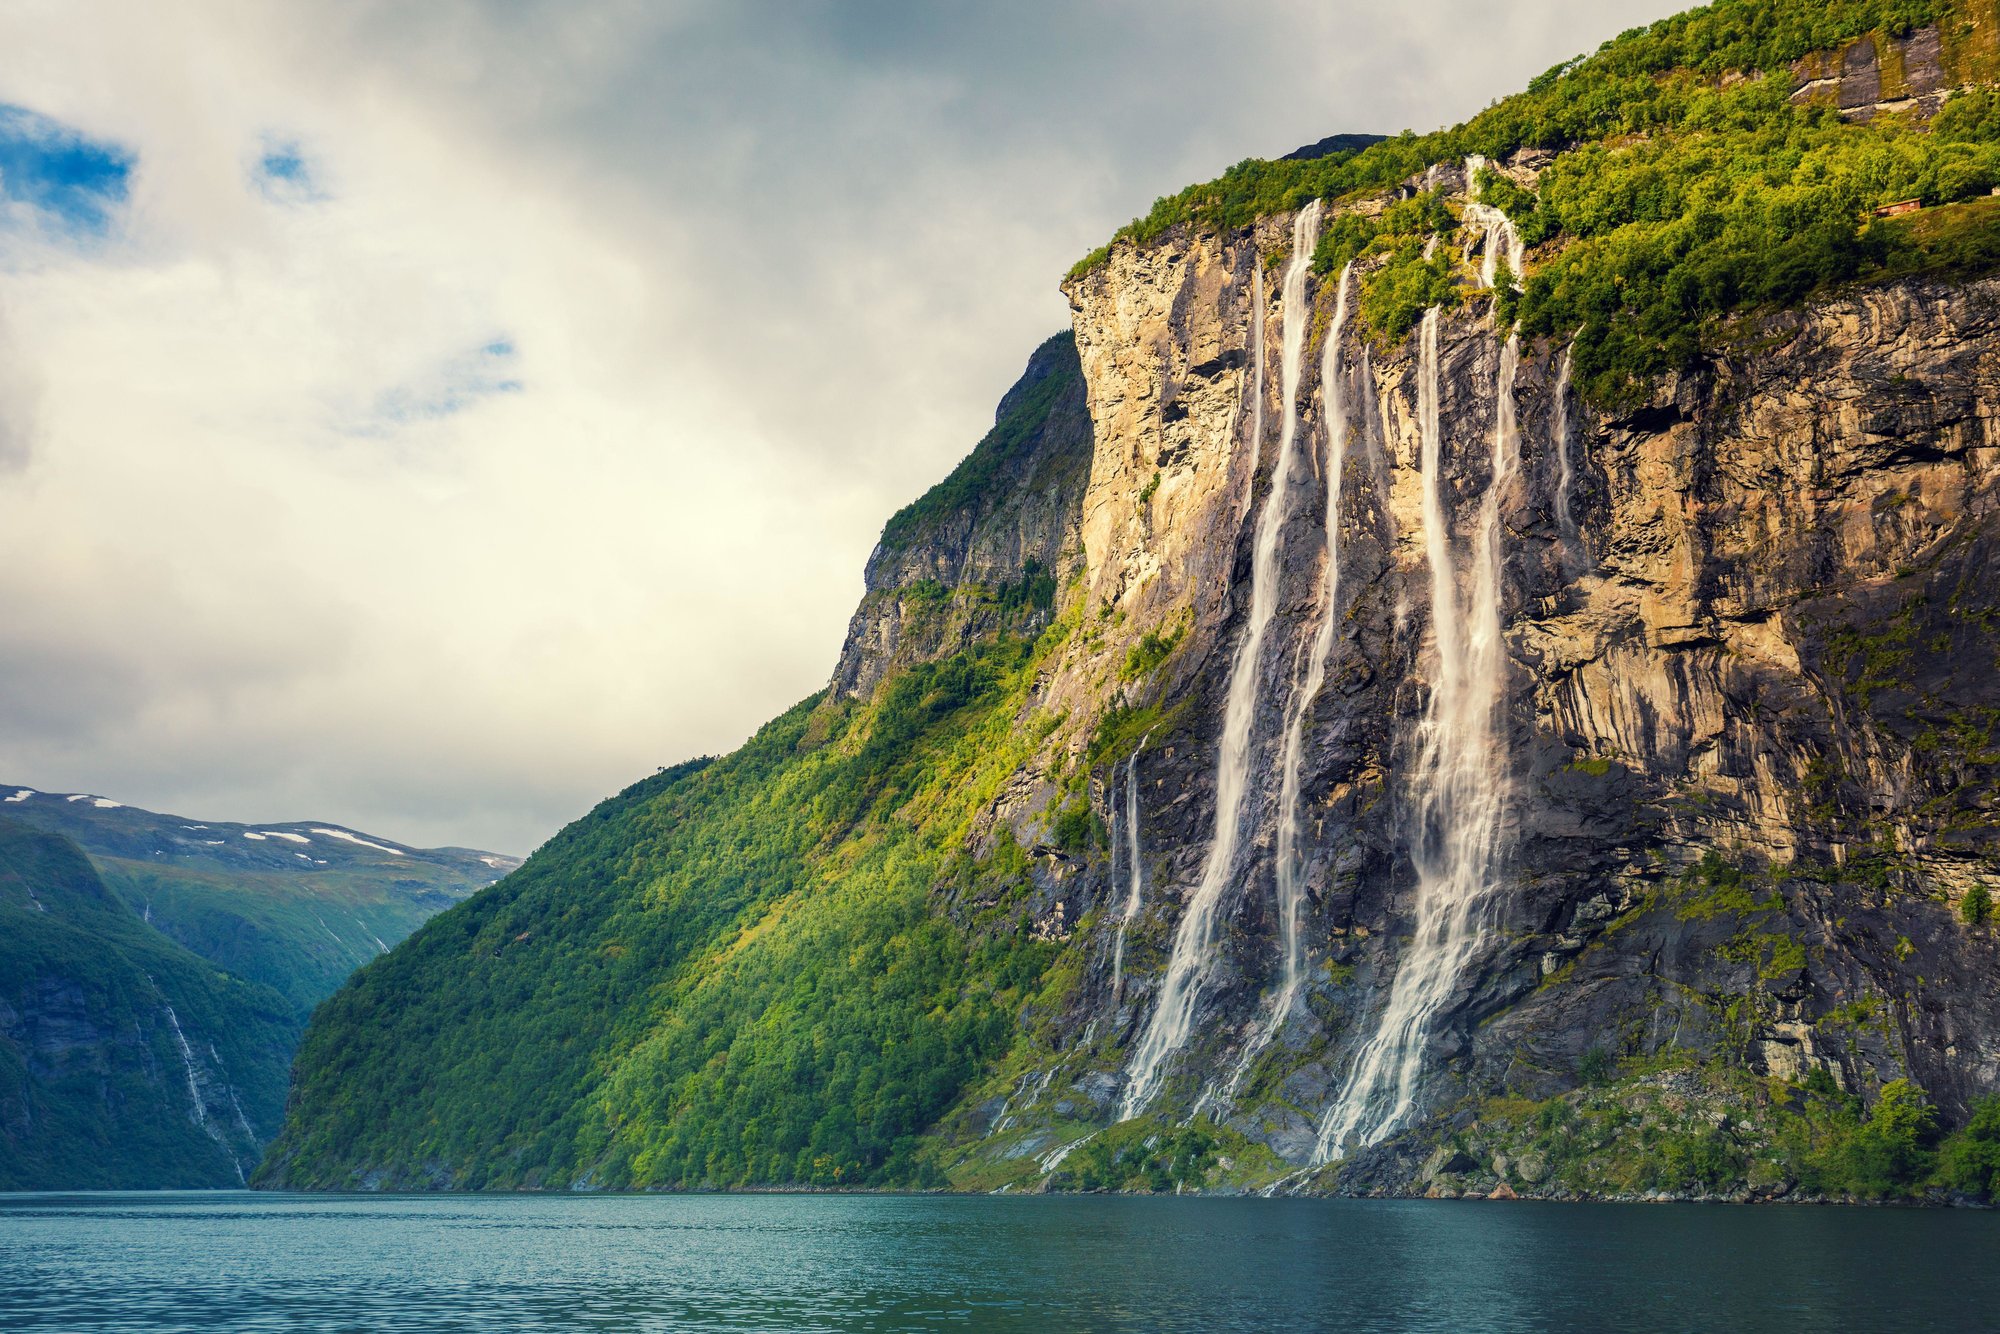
[
  {"x1": 1845, "y1": 1078, "x2": 1938, "y2": 1194},
  {"x1": 1963, "y1": 882, "x2": 1992, "y2": 927}
]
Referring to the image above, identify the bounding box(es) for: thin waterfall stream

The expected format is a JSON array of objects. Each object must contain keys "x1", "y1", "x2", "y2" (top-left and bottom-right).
[
  {"x1": 1110, "y1": 735, "x2": 1150, "y2": 1008},
  {"x1": 1314, "y1": 312, "x2": 1520, "y2": 1160},
  {"x1": 1461, "y1": 156, "x2": 1525, "y2": 290},
  {"x1": 1270, "y1": 260, "x2": 1355, "y2": 1030},
  {"x1": 1218, "y1": 261, "x2": 1357, "y2": 1106},
  {"x1": 1121, "y1": 200, "x2": 1323, "y2": 1119}
]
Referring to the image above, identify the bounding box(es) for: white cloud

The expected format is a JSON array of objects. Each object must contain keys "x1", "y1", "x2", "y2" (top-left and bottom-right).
[{"x1": 0, "y1": 0, "x2": 1674, "y2": 853}]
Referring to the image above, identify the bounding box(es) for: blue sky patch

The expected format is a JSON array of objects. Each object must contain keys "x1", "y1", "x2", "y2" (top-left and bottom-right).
[
  {"x1": 0, "y1": 104, "x2": 133, "y2": 237},
  {"x1": 364, "y1": 338, "x2": 524, "y2": 430},
  {"x1": 255, "y1": 137, "x2": 323, "y2": 202}
]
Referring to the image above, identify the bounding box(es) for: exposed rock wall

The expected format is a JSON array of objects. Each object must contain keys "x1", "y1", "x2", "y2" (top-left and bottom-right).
[
  {"x1": 830, "y1": 332, "x2": 1095, "y2": 701},
  {"x1": 845, "y1": 189, "x2": 2000, "y2": 1189}
]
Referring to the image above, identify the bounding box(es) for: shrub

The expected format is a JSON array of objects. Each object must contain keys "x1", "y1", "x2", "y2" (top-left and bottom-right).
[
  {"x1": 1842, "y1": 1078, "x2": 1938, "y2": 1195},
  {"x1": 1937, "y1": 1096, "x2": 2000, "y2": 1199},
  {"x1": 1963, "y1": 882, "x2": 1992, "y2": 925}
]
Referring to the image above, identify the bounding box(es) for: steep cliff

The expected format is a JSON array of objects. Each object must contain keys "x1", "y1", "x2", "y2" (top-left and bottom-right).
[
  {"x1": 267, "y1": 0, "x2": 2000, "y2": 1201},
  {"x1": 831, "y1": 331, "x2": 1093, "y2": 701},
  {"x1": 0, "y1": 792, "x2": 513, "y2": 1188},
  {"x1": 950, "y1": 217, "x2": 2000, "y2": 1199}
]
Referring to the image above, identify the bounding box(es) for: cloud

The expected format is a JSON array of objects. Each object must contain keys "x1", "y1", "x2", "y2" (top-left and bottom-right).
[{"x1": 0, "y1": 0, "x2": 1677, "y2": 854}]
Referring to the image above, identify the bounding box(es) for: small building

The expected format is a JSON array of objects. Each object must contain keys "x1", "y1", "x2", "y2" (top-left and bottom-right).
[{"x1": 1873, "y1": 199, "x2": 1922, "y2": 217}]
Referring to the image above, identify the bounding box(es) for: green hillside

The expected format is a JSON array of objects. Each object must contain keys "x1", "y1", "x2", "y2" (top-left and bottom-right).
[
  {"x1": 0, "y1": 818, "x2": 297, "y2": 1188},
  {"x1": 259, "y1": 634, "x2": 1069, "y2": 1189}
]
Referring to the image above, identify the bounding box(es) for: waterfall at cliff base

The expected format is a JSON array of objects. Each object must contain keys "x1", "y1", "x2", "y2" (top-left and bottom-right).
[
  {"x1": 1314, "y1": 316, "x2": 1520, "y2": 1160},
  {"x1": 1121, "y1": 201, "x2": 1323, "y2": 1119},
  {"x1": 1110, "y1": 738, "x2": 1149, "y2": 1007}
]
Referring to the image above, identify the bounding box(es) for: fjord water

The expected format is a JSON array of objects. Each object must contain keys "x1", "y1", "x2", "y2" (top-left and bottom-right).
[{"x1": 4, "y1": 1193, "x2": 1995, "y2": 1333}]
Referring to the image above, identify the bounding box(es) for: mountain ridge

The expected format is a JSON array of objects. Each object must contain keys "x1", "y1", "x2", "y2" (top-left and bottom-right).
[{"x1": 0, "y1": 788, "x2": 518, "y2": 1188}]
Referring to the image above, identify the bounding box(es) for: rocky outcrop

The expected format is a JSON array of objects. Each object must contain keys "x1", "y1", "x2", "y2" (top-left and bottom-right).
[
  {"x1": 829, "y1": 332, "x2": 1094, "y2": 701},
  {"x1": 1790, "y1": 21, "x2": 1954, "y2": 121}
]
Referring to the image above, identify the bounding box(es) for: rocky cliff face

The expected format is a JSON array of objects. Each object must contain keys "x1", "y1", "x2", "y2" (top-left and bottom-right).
[
  {"x1": 830, "y1": 332, "x2": 1094, "y2": 702},
  {"x1": 848, "y1": 184, "x2": 2000, "y2": 1193}
]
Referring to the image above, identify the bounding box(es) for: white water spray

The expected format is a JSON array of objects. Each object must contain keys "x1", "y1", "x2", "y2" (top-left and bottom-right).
[
  {"x1": 159, "y1": 998, "x2": 206, "y2": 1127},
  {"x1": 1217, "y1": 263, "x2": 1356, "y2": 1108},
  {"x1": 1121, "y1": 200, "x2": 1323, "y2": 1119},
  {"x1": 1462, "y1": 156, "x2": 1525, "y2": 291},
  {"x1": 1315, "y1": 315, "x2": 1520, "y2": 1160},
  {"x1": 1269, "y1": 261, "x2": 1354, "y2": 1030},
  {"x1": 1110, "y1": 737, "x2": 1151, "y2": 1007}
]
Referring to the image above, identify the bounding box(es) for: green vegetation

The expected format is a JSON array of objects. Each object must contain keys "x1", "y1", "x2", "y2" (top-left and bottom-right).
[
  {"x1": 1457, "y1": 1061, "x2": 2000, "y2": 1200},
  {"x1": 0, "y1": 793, "x2": 496, "y2": 1018},
  {"x1": 880, "y1": 332, "x2": 1080, "y2": 550},
  {"x1": 1120, "y1": 620, "x2": 1187, "y2": 682},
  {"x1": 0, "y1": 818, "x2": 297, "y2": 1189},
  {"x1": 1670, "y1": 849, "x2": 1780, "y2": 921},
  {"x1": 1964, "y1": 881, "x2": 1994, "y2": 924},
  {"x1": 1073, "y1": 0, "x2": 2000, "y2": 402},
  {"x1": 264, "y1": 613, "x2": 1085, "y2": 1191},
  {"x1": 89, "y1": 858, "x2": 468, "y2": 1015},
  {"x1": 1053, "y1": 1120, "x2": 1220, "y2": 1192}
]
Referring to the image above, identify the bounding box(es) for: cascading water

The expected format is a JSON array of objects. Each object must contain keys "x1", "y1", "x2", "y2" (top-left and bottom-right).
[
  {"x1": 1215, "y1": 263, "x2": 1356, "y2": 1109},
  {"x1": 1314, "y1": 314, "x2": 1521, "y2": 1161},
  {"x1": 1462, "y1": 156, "x2": 1525, "y2": 291},
  {"x1": 1269, "y1": 261, "x2": 1354, "y2": 1031},
  {"x1": 159, "y1": 997, "x2": 206, "y2": 1126},
  {"x1": 1121, "y1": 200, "x2": 1323, "y2": 1119},
  {"x1": 1110, "y1": 737, "x2": 1150, "y2": 1007},
  {"x1": 1552, "y1": 343, "x2": 1579, "y2": 553}
]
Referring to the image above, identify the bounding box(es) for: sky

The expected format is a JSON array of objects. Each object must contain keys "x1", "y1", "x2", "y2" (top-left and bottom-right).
[{"x1": 0, "y1": 0, "x2": 1674, "y2": 856}]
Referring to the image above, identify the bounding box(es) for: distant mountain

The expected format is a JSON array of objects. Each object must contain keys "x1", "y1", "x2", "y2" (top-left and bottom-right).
[
  {"x1": 0, "y1": 817, "x2": 295, "y2": 1187},
  {"x1": 0, "y1": 788, "x2": 519, "y2": 1188},
  {"x1": 0, "y1": 784, "x2": 517, "y2": 1014},
  {"x1": 1278, "y1": 132, "x2": 1388, "y2": 161}
]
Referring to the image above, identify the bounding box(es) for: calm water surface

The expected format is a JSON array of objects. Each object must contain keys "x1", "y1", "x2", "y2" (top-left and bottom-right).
[{"x1": 1, "y1": 1191, "x2": 1995, "y2": 1331}]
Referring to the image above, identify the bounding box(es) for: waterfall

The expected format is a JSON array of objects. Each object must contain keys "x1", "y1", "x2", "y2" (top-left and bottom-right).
[
  {"x1": 160, "y1": 998, "x2": 206, "y2": 1127},
  {"x1": 1463, "y1": 156, "x2": 1524, "y2": 291},
  {"x1": 1315, "y1": 316, "x2": 1520, "y2": 1160},
  {"x1": 1552, "y1": 343, "x2": 1579, "y2": 553},
  {"x1": 1110, "y1": 736, "x2": 1150, "y2": 1007},
  {"x1": 1121, "y1": 200, "x2": 1323, "y2": 1119},
  {"x1": 1215, "y1": 263, "x2": 1355, "y2": 1109},
  {"x1": 1269, "y1": 261, "x2": 1354, "y2": 1031}
]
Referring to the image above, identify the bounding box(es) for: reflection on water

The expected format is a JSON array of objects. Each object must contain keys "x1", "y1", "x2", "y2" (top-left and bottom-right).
[{"x1": 1, "y1": 1190, "x2": 1994, "y2": 1331}]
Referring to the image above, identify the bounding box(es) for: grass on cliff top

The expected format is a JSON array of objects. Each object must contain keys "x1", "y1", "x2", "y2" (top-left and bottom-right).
[{"x1": 1071, "y1": 0, "x2": 2000, "y2": 405}]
